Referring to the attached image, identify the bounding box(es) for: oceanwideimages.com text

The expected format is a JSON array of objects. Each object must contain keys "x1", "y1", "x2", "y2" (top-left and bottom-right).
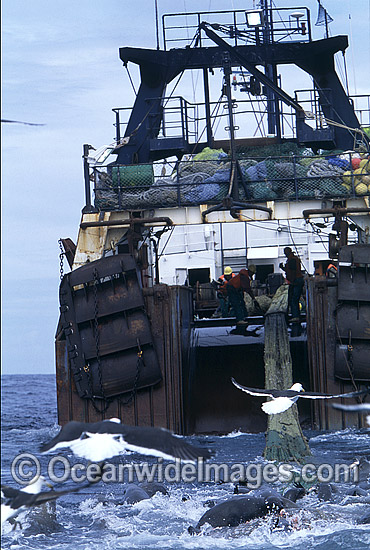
[{"x1": 11, "y1": 452, "x2": 359, "y2": 487}]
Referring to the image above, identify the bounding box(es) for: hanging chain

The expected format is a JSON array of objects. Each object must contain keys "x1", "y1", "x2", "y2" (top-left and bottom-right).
[
  {"x1": 119, "y1": 339, "x2": 142, "y2": 407},
  {"x1": 58, "y1": 239, "x2": 65, "y2": 281},
  {"x1": 335, "y1": 321, "x2": 359, "y2": 394},
  {"x1": 88, "y1": 267, "x2": 112, "y2": 413},
  {"x1": 67, "y1": 264, "x2": 143, "y2": 414}
]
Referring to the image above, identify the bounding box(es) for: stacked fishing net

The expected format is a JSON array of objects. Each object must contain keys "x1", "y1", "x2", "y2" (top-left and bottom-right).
[
  {"x1": 94, "y1": 148, "x2": 231, "y2": 209},
  {"x1": 94, "y1": 144, "x2": 369, "y2": 210},
  {"x1": 236, "y1": 144, "x2": 352, "y2": 201}
]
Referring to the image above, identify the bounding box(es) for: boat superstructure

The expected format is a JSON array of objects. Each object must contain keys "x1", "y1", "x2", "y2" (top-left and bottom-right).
[{"x1": 56, "y1": 2, "x2": 370, "y2": 433}]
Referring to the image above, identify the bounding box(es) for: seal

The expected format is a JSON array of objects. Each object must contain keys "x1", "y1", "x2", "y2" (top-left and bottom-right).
[
  {"x1": 188, "y1": 495, "x2": 287, "y2": 534},
  {"x1": 138, "y1": 482, "x2": 168, "y2": 497},
  {"x1": 121, "y1": 484, "x2": 151, "y2": 504}
]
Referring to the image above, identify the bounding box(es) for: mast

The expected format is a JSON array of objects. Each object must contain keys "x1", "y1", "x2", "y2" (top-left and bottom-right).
[{"x1": 262, "y1": 0, "x2": 281, "y2": 139}]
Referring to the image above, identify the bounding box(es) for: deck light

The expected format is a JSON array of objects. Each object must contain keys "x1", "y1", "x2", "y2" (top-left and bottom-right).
[{"x1": 245, "y1": 10, "x2": 264, "y2": 28}]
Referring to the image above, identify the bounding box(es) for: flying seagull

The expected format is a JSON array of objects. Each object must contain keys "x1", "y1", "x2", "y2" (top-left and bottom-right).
[
  {"x1": 40, "y1": 418, "x2": 213, "y2": 462},
  {"x1": 1, "y1": 118, "x2": 45, "y2": 126},
  {"x1": 1, "y1": 476, "x2": 94, "y2": 526},
  {"x1": 231, "y1": 378, "x2": 369, "y2": 415},
  {"x1": 331, "y1": 403, "x2": 370, "y2": 426}
]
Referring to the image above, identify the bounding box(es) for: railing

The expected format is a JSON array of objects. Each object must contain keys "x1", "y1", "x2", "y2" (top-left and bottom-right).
[
  {"x1": 91, "y1": 151, "x2": 370, "y2": 212},
  {"x1": 162, "y1": 7, "x2": 311, "y2": 50},
  {"x1": 351, "y1": 95, "x2": 370, "y2": 128},
  {"x1": 112, "y1": 96, "x2": 297, "y2": 147},
  {"x1": 112, "y1": 92, "x2": 370, "y2": 149}
]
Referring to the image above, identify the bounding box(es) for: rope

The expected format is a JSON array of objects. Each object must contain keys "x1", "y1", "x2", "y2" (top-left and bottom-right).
[
  {"x1": 307, "y1": 220, "x2": 329, "y2": 253},
  {"x1": 125, "y1": 65, "x2": 137, "y2": 96},
  {"x1": 189, "y1": 94, "x2": 224, "y2": 155},
  {"x1": 287, "y1": 220, "x2": 310, "y2": 274},
  {"x1": 303, "y1": 84, "x2": 369, "y2": 150},
  {"x1": 342, "y1": 50, "x2": 350, "y2": 97},
  {"x1": 157, "y1": 226, "x2": 175, "y2": 260}
]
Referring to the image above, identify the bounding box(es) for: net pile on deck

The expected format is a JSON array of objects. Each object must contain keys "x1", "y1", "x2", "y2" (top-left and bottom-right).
[{"x1": 94, "y1": 145, "x2": 370, "y2": 210}]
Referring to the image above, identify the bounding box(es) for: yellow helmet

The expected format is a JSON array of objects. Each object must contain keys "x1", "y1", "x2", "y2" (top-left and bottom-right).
[{"x1": 224, "y1": 266, "x2": 233, "y2": 275}]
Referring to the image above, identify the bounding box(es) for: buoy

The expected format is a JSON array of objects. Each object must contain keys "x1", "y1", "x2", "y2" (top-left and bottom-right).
[
  {"x1": 359, "y1": 158, "x2": 370, "y2": 172},
  {"x1": 352, "y1": 157, "x2": 362, "y2": 170},
  {"x1": 355, "y1": 183, "x2": 368, "y2": 195},
  {"x1": 342, "y1": 170, "x2": 352, "y2": 185}
]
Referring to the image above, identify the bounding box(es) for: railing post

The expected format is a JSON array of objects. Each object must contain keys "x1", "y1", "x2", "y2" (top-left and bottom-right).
[
  {"x1": 293, "y1": 154, "x2": 299, "y2": 201},
  {"x1": 118, "y1": 167, "x2": 122, "y2": 209},
  {"x1": 176, "y1": 161, "x2": 181, "y2": 207},
  {"x1": 82, "y1": 144, "x2": 98, "y2": 214},
  {"x1": 115, "y1": 110, "x2": 121, "y2": 144},
  {"x1": 350, "y1": 152, "x2": 355, "y2": 198}
]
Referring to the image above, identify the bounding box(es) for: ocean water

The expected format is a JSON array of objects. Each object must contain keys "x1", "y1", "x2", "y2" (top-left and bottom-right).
[{"x1": 1, "y1": 374, "x2": 369, "y2": 549}]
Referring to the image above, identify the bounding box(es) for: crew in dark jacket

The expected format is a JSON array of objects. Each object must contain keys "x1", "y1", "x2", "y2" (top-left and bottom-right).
[{"x1": 279, "y1": 247, "x2": 304, "y2": 322}]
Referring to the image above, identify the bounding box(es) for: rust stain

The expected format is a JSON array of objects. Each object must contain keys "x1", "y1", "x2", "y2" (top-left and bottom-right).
[{"x1": 130, "y1": 319, "x2": 145, "y2": 333}]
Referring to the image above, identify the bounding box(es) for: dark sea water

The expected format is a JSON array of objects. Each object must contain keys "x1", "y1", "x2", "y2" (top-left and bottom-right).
[{"x1": 1, "y1": 374, "x2": 370, "y2": 549}]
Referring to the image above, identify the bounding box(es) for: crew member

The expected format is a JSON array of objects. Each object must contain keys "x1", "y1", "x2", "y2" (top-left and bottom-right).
[
  {"x1": 326, "y1": 263, "x2": 338, "y2": 278},
  {"x1": 279, "y1": 247, "x2": 304, "y2": 322},
  {"x1": 224, "y1": 264, "x2": 258, "y2": 325},
  {"x1": 217, "y1": 266, "x2": 235, "y2": 317}
]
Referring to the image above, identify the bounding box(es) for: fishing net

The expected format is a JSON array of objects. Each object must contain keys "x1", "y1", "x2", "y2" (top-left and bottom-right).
[
  {"x1": 93, "y1": 144, "x2": 367, "y2": 210},
  {"x1": 244, "y1": 294, "x2": 272, "y2": 316}
]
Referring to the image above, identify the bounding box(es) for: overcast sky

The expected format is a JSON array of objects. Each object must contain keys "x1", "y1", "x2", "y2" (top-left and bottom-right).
[{"x1": 2, "y1": 0, "x2": 369, "y2": 374}]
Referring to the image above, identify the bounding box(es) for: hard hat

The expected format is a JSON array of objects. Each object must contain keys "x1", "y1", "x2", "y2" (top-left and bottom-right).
[
  {"x1": 248, "y1": 264, "x2": 257, "y2": 274},
  {"x1": 224, "y1": 266, "x2": 233, "y2": 275}
]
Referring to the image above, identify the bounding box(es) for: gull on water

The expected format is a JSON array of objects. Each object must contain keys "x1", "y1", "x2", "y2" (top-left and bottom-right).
[
  {"x1": 1, "y1": 476, "x2": 93, "y2": 527},
  {"x1": 231, "y1": 378, "x2": 369, "y2": 415},
  {"x1": 40, "y1": 418, "x2": 213, "y2": 462}
]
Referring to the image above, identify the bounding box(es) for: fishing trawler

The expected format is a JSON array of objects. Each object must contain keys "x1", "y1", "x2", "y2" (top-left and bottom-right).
[{"x1": 56, "y1": 2, "x2": 370, "y2": 434}]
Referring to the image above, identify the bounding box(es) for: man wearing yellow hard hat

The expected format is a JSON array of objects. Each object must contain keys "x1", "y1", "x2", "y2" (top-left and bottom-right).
[
  {"x1": 217, "y1": 266, "x2": 235, "y2": 317},
  {"x1": 220, "y1": 265, "x2": 259, "y2": 324}
]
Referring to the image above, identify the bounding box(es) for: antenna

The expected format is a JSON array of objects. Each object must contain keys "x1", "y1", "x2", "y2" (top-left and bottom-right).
[{"x1": 154, "y1": 0, "x2": 160, "y2": 50}]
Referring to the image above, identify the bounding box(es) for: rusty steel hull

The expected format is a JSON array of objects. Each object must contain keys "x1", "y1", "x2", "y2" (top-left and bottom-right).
[
  {"x1": 56, "y1": 285, "x2": 193, "y2": 432},
  {"x1": 56, "y1": 249, "x2": 370, "y2": 433},
  {"x1": 56, "y1": 284, "x2": 310, "y2": 434},
  {"x1": 306, "y1": 276, "x2": 370, "y2": 430}
]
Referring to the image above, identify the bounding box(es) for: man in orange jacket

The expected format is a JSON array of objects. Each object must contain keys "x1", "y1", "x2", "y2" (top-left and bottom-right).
[{"x1": 222, "y1": 265, "x2": 258, "y2": 324}]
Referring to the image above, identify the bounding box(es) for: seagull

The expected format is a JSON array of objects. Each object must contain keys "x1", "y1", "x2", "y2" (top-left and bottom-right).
[
  {"x1": 1, "y1": 118, "x2": 45, "y2": 126},
  {"x1": 1, "y1": 476, "x2": 94, "y2": 527},
  {"x1": 40, "y1": 418, "x2": 213, "y2": 463},
  {"x1": 231, "y1": 378, "x2": 369, "y2": 415},
  {"x1": 331, "y1": 403, "x2": 370, "y2": 426},
  {"x1": 2, "y1": 476, "x2": 50, "y2": 526}
]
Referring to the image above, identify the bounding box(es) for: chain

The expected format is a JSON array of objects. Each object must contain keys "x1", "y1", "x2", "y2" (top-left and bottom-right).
[
  {"x1": 335, "y1": 321, "x2": 359, "y2": 394},
  {"x1": 119, "y1": 340, "x2": 142, "y2": 406},
  {"x1": 88, "y1": 268, "x2": 112, "y2": 414},
  {"x1": 58, "y1": 239, "x2": 65, "y2": 281},
  {"x1": 71, "y1": 266, "x2": 142, "y2": 414}
]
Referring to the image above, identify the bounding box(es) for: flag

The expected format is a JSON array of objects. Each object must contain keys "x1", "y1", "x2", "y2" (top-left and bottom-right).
[{"x1": 315, "y1": 1, "x2": 333, "y2": 26}]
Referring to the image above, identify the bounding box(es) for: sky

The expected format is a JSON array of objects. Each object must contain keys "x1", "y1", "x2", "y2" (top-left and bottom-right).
[{"x1": 2, "y1": 0, "x2": 370, "y2": 374}]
